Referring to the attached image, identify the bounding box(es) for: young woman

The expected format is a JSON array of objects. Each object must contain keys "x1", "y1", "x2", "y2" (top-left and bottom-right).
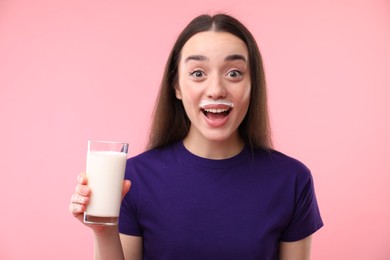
[{"x1": 70, "y1": 13, "x2": 323, "y2": 259}]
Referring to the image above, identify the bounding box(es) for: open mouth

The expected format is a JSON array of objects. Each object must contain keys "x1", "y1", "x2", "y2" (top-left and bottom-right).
[
  {"x1": 199, "y1": 100, "x2": 234, "y2": 121},
  {"x1": 201, "y1": 107, "x2": 232, "y2": 119}
]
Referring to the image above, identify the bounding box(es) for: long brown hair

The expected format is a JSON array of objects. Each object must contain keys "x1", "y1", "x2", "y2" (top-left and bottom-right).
[{"x1": 147, "y1": 13, "x2": 272, "y2": 150}]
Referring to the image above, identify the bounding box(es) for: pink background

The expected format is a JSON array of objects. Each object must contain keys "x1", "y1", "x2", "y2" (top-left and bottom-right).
[{"x1": 1, "y1": 0, "x2": 389, "y2": 259}]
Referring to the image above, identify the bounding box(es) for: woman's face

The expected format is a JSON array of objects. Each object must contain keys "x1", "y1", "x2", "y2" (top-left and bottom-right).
[{"x1": 176, "y1": 31, "x2": 251, "y2": 148}]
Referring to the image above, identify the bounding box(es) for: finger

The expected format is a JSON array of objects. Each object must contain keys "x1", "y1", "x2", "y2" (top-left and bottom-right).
[
  {"x1": 71, "y1": 193, "x2": 89, "y2": 205},
  {"x1": 77, "y1": 172, "x2": 88, "y2": 184},
  {"x1": 122, "y1": 180, "x2": 131, "y2": 199},
  {"x1": 75, "y1": 183, "x2": 90, "y2": 196},
  {"x1": 69, "y1": 202, "x2": 85, "y2": 214}
]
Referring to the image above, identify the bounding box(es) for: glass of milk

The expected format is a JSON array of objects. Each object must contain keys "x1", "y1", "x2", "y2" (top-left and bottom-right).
[{"x1": 83, "y1": 140, "x2": 128, "y2": 225}]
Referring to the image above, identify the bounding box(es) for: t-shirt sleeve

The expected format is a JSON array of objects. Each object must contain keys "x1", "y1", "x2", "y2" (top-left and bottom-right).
[
  {"x1": 280, "y1": 167, "x2": 324, "y2": 242},
  {"x1": 118, "y1": 160, "x2": 143, "y2": 236}
]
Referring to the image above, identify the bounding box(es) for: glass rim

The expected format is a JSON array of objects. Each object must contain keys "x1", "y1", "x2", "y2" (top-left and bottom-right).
[{"x1": 88, "y1": 139, "x2": 128, "y2": 145}]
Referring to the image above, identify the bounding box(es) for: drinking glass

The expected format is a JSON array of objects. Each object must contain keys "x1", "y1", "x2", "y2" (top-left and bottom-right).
[{"x1": 83, "y1": 140, "x2": 128, "y2": 225}]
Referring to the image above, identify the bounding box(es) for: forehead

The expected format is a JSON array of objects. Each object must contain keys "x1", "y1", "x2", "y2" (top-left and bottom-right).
[{"x1": 180, "y1": 31, "x2": 248, "y2": 59}]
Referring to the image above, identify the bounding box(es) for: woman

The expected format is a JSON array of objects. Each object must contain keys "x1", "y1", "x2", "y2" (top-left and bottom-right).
[{"x1": 70, "y1": 13, "x2": 323, "y2": 259}]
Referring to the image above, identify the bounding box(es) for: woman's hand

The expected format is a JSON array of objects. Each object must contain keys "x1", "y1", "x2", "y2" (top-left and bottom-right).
[{"x1": 69, "y1": 172, "x2": 131, "y2": 232}]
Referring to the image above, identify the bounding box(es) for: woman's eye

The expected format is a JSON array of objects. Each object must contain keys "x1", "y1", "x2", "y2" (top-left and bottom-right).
[
  {"x1": 227, "y1": 70, "x2": 243, "y2": 78},
  {"x1": 190, "y1": 70, "x2": 205, "y2": 78}
]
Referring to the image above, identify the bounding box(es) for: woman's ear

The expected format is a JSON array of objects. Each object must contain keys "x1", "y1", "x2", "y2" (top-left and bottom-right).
[{"x1": 174, "y1": 84, "x2": 182, "y2": 100}]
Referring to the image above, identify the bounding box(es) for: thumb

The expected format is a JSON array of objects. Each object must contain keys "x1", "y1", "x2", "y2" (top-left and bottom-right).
[{"x1": 122, "y1": 180, "x2": 131, "y2": 200}]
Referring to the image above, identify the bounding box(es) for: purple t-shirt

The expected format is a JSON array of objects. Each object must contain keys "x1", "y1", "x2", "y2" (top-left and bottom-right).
[{"x1": 119, "y1": 141, "x2": 323, "y2": 259}]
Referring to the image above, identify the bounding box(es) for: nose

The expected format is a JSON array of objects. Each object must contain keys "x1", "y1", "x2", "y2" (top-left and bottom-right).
[{"x1": 206, "y1": 75, "x2": 227, "y2": 99}]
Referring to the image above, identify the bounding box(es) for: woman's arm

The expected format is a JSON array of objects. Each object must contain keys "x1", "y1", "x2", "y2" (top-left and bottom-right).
[
  {"x1": 93, "y1": 229, "x2": 142, "y2": 260},
  {"x1": 93, "y1": 226, "x2": 125, "y2": 260},
  {"x1": 279, "y1": 235, "x2": 312, "y2": 260},
  {"x1": 120, "y1": 233, "x2": 143, "y2": 260}
]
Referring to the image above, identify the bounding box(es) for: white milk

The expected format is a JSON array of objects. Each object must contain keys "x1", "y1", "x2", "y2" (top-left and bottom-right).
[{"x1": 85, "y1": 151, "x2": 127, "y2": 217}]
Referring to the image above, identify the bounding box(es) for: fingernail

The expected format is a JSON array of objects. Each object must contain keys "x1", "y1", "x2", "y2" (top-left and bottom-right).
[{"x1": 78, "y1": 175, "x2": 83, "y2": 183}]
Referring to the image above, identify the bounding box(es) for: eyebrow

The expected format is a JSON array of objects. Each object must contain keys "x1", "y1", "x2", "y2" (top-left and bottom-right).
[
  {"x1": 184, "y1": 54, "x2": 247, "y2": 63},
  {"x1": 224, "y1": 54, "x2": 247, "y2": 62},
  {"x1": 184, "y1": 55, "x2": 209, "y2": 63}
]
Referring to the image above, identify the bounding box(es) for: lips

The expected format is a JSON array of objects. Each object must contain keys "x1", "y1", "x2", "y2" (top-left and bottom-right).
[{"x1": 199, "y1": 100, "x2": 233, "y2": 126}]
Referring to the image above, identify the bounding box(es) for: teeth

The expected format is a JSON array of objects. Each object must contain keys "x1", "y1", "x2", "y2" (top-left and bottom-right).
[{"x1": 204, "y1": 108, "x2": 229, "y2": 113}]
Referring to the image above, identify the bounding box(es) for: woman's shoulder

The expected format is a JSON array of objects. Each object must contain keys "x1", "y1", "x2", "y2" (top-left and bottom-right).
[
  {"x1": 127, "y1": 142, "x2": 180, "y2": 165},
  {"x1": 123, "y1": 143, "x2": 179, "y2": 181},
  {"x1": 253, "y1": 147, "x2": 312, "y2": 177}
]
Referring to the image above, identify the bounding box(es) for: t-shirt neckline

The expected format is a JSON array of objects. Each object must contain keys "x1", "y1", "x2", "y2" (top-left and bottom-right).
[{"x1": 174, "y1": 141, "x2": 250, "y2": 169}]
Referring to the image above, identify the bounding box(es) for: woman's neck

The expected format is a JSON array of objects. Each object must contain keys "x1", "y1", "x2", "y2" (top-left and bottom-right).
[{"x1": 183, "y1": 134, "x2": 245, "y2": 160}]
